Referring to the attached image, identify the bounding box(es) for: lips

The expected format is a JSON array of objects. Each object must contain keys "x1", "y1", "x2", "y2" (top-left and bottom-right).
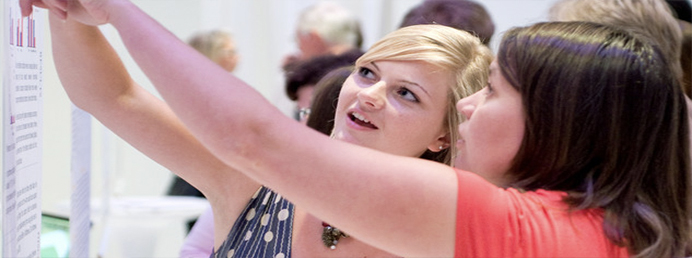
[{"x1": 349, "y1": 111, "x2": 378, "y2": 129}]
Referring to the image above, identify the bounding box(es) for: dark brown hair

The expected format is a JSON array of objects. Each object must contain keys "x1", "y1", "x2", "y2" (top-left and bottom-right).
[
  {"x1": 498, "y1": 21, "x2": 691, "y2": 257},
  {"x1": 306, "y1": 66, "x2": 353, "y2": 136},
  {"x1": 399, "y1": 0, "x2": 495, "y2": 46},
  {"x1": 681, "y1": 20, "x2": 692, "y2": 96},
  {"x1": 284, "y1": 49, "x2": 363, "y2": 101}
]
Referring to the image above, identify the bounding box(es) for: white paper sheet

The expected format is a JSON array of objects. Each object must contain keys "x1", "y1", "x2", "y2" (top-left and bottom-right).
[{"x1": 3, "y1": 2, "x2": 44, "y2": 257}]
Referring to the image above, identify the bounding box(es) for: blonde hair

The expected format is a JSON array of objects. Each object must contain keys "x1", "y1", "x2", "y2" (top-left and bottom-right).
[
  {"x1": 187, "y1": 29, "x2": 235, "y2": 64},
  {"x1": 549, "y1": 0, "x2": 684, "y2": 84},
  {"x1": 357, "y1": 24, "x2": 493, "y2": 165}
]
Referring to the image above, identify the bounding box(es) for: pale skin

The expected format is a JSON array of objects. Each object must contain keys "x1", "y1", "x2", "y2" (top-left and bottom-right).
[
  {"x1": 22, "y1": 0, "x2": 468, "y2": 257},
  {"x1": 456, "y1": 61, "x2": 525, "y2": 187}
]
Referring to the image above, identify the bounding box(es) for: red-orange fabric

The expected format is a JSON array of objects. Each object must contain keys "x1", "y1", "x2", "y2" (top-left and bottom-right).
[{"x1": 454, "y1": 169, "x2": 629, "y2": 257}]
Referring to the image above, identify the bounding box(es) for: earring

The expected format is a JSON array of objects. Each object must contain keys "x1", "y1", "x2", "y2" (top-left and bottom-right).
[{"x1": 439, "y1": 146, "x2": 444, "y2": 150}]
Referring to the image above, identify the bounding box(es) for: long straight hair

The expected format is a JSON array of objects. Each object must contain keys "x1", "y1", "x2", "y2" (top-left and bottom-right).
[{"x1": 498, "y1": 21, "x2": 691, "y2": 257}]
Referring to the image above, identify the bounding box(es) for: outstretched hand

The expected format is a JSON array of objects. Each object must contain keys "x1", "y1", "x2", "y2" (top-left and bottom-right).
[{"x1": 19, "y1": 0, "x2": 115, "y2": 26}]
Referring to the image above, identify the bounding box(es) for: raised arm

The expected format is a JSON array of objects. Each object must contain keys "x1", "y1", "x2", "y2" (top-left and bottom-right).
[
  {"x1": 27, "y1": 2, "x2": 262, "y2": 248},
  {"x1": 35, "y1": 1, "x2": 460, "y2": 256}
]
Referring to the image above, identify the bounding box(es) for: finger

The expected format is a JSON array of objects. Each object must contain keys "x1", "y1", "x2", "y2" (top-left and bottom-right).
[
  {"x1": 19, "y1": 0, "x2": 36, "y2": 17},
  {"x1": 19, "y1": 0, "x2": 54, "y2": 16}
]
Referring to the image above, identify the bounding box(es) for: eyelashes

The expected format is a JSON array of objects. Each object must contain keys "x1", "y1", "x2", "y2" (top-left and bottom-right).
[
  {"x1": 356, "y1": 65, "x2": 420, "y2": 103},
  {"x1": 396, "y1": 87, "x2": 419, "y2": 102}
]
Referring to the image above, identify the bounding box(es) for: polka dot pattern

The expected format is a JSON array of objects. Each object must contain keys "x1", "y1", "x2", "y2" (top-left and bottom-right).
[
  {"x1": 213, "y1": 186, "x2": 295, "y2": 258},
  {"x1": 245, "y1": 208, "x2": 256, "y2": 220},
  {"x1": 262, "y1": 192, "x2": 271, "y2": 205},
  {"x1": 261, "y1": 214, "x2": 271, "y2": 226},
  {"x1": 264, "y1": 231, "x2": 274, "y2": 242},
  {"x1": 278, "y1": 209, "x2": 289, "y2": 221}
]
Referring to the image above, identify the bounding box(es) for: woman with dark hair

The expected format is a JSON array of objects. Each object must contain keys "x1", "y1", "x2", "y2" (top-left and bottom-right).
[
  {"x1": 457, "y1": 22, "x2": 691, "y2": 257},
  {"x1": 24, "y1": 0, "x2": 691, "y2": 256}
]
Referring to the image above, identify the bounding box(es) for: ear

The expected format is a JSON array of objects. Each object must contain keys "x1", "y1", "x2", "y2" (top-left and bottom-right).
[{"x1": 427, "y1": 133, "x2": 451, "y2": 153}]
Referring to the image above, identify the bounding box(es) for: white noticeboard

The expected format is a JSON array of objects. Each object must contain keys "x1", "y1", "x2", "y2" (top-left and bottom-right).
[{"x1": 3, "y1": 1, "x2": 44, "y2": 257}]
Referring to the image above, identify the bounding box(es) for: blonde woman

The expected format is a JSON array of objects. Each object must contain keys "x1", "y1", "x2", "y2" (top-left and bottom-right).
[{"x1": 24, "y1": 0, "x2": 492, "y2": 257}]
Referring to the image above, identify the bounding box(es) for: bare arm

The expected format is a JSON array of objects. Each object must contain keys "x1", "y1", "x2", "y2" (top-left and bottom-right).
[
  {"x1": 40, "y1": 0, "x2": 460, "y2": 256},
  {"x1": 45, "y1": 9, "x2": 260, "y2": 249}
]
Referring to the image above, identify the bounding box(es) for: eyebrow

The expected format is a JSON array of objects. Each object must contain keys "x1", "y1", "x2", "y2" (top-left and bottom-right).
[
  {"x1": 370, "y1": 61, "x2": 380, "y2": 72},
  {"x1": 370, "y1": 61, "x2": 431, "y2": 98},
  {"x1": 401, "y1": 79, "x2": 430, "y2": 97}
]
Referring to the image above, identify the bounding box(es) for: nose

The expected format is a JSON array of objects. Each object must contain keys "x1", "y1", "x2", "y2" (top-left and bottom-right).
[
  {"x1": 357, "y1": 81, "x2": 386, "y2": 110},
  {"x1": 457, "y1": 91, "x2": 479, "y2": 120}
]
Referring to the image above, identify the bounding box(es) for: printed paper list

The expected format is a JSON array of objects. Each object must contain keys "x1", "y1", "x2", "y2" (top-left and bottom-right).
[{"x1": 3, "y1": 2, "x2": 44, "y2": 257}]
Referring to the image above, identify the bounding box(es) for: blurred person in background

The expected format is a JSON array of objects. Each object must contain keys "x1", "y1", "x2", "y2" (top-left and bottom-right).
[{"x1": 399, "y1": 0, "x2": 495, "y2": 47}]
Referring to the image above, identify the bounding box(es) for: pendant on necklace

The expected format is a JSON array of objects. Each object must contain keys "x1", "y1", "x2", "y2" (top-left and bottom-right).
[{"x1": 322, "y1": 222, "x2": 348, "y2": 249}]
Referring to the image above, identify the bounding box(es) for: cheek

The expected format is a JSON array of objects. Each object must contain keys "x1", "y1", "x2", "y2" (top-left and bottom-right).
[
  {"x1": 388, "y1": 110, "x2": 446, "y2": 150},
  {"x1": 336, "y1": 77, "x2": 359, "y2": 104},
  {"x1": 332, "y1": 80, "x2": 357, "y2": 123},
  {"x1": 378, "y1": 123, "x2": 429, "y2": 157},
  {"x1": 465, "y1": 110, "x2": 524, "y2": 183}
]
